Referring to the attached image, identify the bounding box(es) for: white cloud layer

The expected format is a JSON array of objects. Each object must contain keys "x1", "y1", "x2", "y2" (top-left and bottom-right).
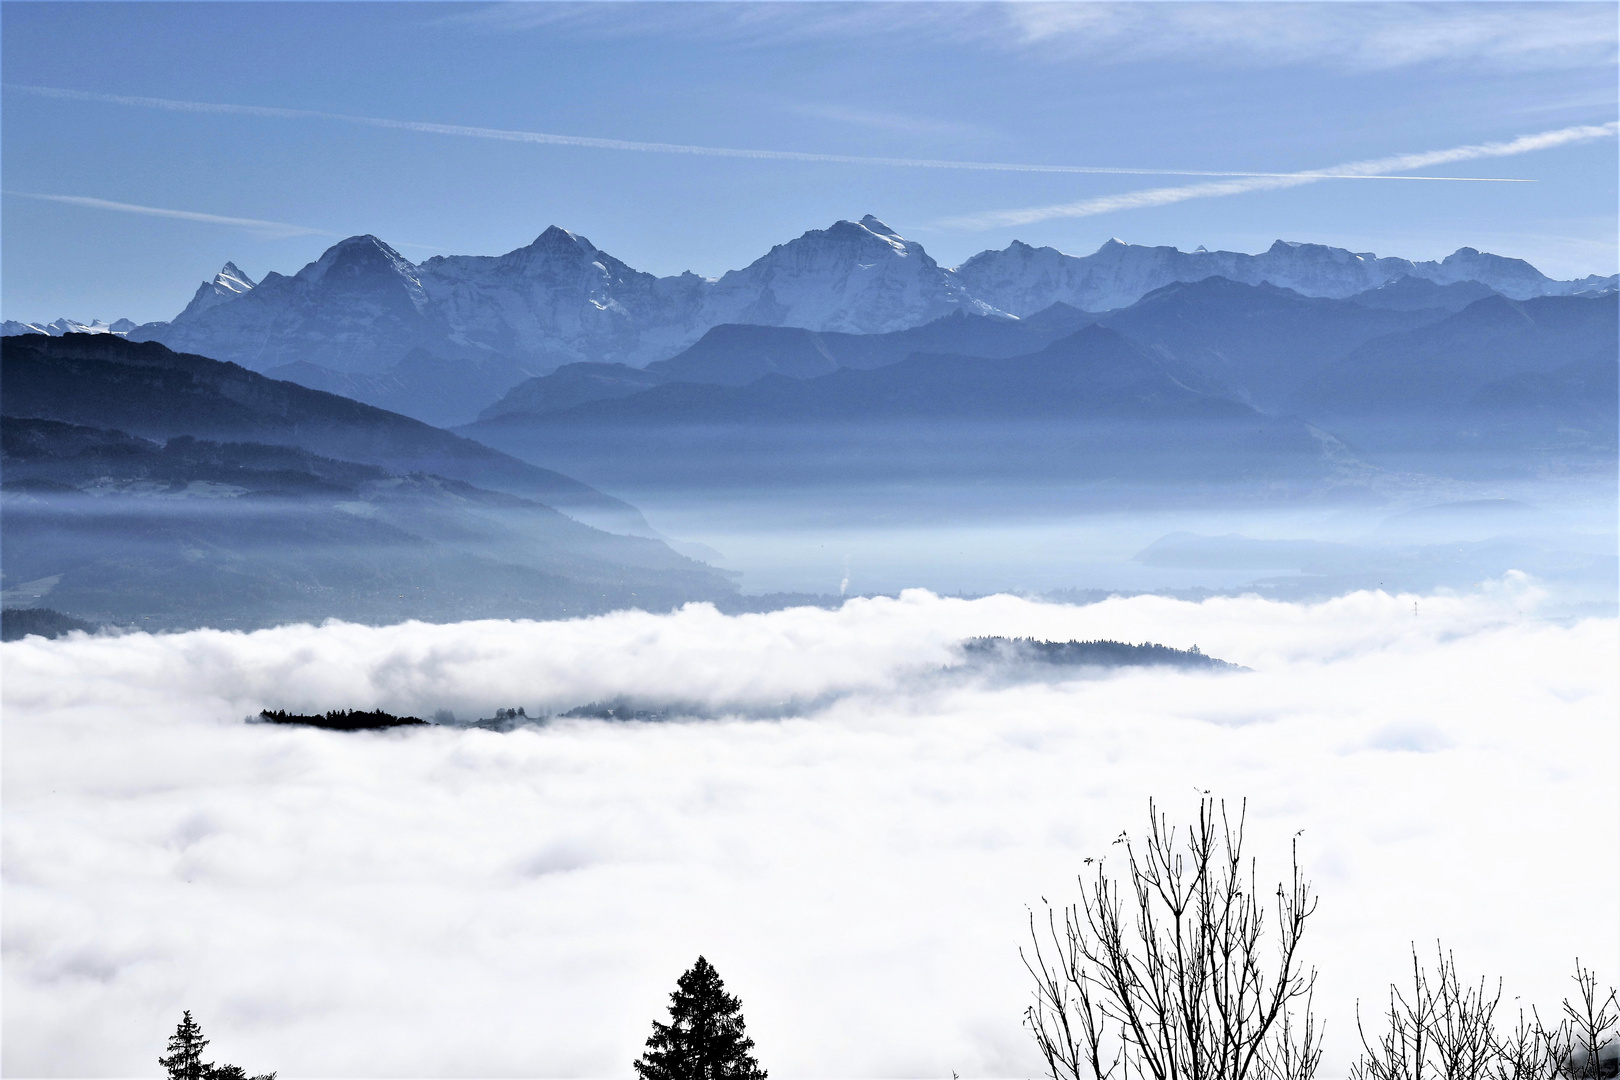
[
  {"x1": 3, "y1": 583, "x2": 1616, "y2": 1077},
  {"x1": 458, "y1": 2, "x2": 1620, "y2": 73},
  {"x1": 999, "y1": 2, "x2": 1620, "y2": 71}
]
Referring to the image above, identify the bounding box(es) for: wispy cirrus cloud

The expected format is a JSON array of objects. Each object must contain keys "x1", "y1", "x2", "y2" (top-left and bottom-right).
[
  {"x1": 452, "y1": 2, "x2": 1619, "y2": 73},
  {"x1": 6, "y1": 191, "x2": 334, "y2": 239},
  {"x1": 942, "y1": 121, "x2": 1619, "y2": 230},
  {"x1": 3, "y1": 84, "x2": 1532, "y2": 184},
  {"x1": 1002, "y1": 2, "x2": 1619, "y2": 71},
  {"x1": 786, "y1": 102, "x2": 992, "y2": 140}
]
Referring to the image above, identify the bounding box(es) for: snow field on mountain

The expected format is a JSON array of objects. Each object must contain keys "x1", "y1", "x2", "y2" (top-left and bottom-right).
[{"x1": 4, "y1": 583, "x2": 1615, "y2": 1077}]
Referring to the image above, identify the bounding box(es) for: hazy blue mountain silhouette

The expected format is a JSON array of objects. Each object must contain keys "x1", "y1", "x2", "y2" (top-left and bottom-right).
[
  {"x1": 478, "y1": 361, "x2": 672, "y2": 422},
  {"x1": 1092, "y1": 277, "x2": 1454, "y2": 409},
  {"x1": 463, "y1": 325, "x2": 1338, "y2": 494},
  {"x1": 265, "y1": 347, "x2": 538, "y2": 428},
  {"x1": 479, "y1": 304, "x2": 1098, "y2": 421},
  {"x1": 478, "y1": 279, "x2": 1465, "y2": 424},
  {"x1": 1, "y1": 333, "x2": 649, "y2": 534},
  {"x1": 1346, "y1": 276, "x2": 1502, "y2": 312},
  {"x1": 493, "y1": 325, "x2": 1250, "y2": 425},
  {"x1": 1292, "y1": 293, "x2": 1618, "y2": 461},
  {"x1": 1296, "y1": 293, "x2": 1617, "y2": 414},
  {"x1": 646, "y1": 304, "x2": 1094, "y2": 385}
]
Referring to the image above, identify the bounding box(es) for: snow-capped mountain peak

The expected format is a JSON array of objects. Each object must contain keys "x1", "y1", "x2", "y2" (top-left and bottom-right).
[
  {"x1": 858, "y1": 214, "x2": 901, "y2": 238},
  {"x1": 301, "y1": 234, "x2": 417, "y2": 283},
  {"x1": 532, "y1": 224, "x2": 592, "y2": 249},
  {"x1": 125, "y1": 220, "x2": 1617, "y2": 376},
  {"x1": 702, "y1": 216, "x2": 1006, "y2": 333},
  {"x1": 170, "y1": 260, "x2": 258, "y2": 322},
  {"x1": 214, "y1": 262, "x2": 256, "y2": 294}
]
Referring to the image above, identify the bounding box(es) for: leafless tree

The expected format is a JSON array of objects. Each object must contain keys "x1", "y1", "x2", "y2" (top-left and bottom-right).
[
  {"x1": 1352, "y1": 947, "x2": 1501, "y2": 1080},
  {"x1": 1023, "y1": 797, "x2": 1322, "y2": 1080},
  {"x1": 1559, "y1": 962, "x2": 1619, "y2": 1080},
  {"x1": 1489, "y1": 1006, "x2": 1567, "y2": 1080},
  {"x1": 1353, "y1": 950, "x2": 1617, "y2": 1080}
]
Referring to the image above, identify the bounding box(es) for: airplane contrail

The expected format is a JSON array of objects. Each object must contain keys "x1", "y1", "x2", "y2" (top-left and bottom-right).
[
  {"x1": 7, "y1": 83, "x2": 1535, "y2": 183},
  {"x1": 942, "y1": 121, "x2": 1618, "y2": 229},
  {"x1": 6, "y1": 192, "x2": 335, "y2": 239}
]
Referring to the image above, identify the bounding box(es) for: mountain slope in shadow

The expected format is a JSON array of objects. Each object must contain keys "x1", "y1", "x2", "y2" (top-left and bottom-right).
[
  {"x1": 477, "y1": 304, "x2": 1097, "y2": 421},
  {"x1": 1, "y1": 333, "x2": 650, "y2": 534},
  {"x1": 2, "y1": 417, "x2": 737, "y2": 630},
  {"x1": 463, "y1": 325, "x2": 1343, "y2": 495}
]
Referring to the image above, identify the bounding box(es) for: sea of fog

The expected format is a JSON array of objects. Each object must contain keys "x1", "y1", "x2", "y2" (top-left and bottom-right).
[{"x1": 3, "y1": 583, "x2": 1617, "y2": 1077}]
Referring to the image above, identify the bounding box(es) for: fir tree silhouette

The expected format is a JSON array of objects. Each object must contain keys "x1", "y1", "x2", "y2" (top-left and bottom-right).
[
  {"x1": 633, "y1": 957, "x2": 767, "y2": 1080},
  {"x1": 159, "y1": 1011, "x2": 211, "y2": 1080},
  {"x1": 157, "y1": 1011, "x2": 276, "y2": 1080}
]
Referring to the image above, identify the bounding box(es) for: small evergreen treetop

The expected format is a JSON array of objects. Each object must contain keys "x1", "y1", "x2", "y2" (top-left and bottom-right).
[
  {"x1": 633, "y1": 956, "x2": 767, "y2": 1080},
  {"x1": 158, "y1": 1011, "x2": 275, "y2": 1080},
  {"x1": 159, "y1": 1011, "x2": 211, "y2": 1080}
]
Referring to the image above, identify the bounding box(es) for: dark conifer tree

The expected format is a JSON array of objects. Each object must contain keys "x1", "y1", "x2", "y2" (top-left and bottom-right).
[
  {"x1": 633, "y1": 957, "x2": 767, "y2": 1080},
  {"x1": 159, "y1": 1011, "x2": 211, "y2": 1080}
]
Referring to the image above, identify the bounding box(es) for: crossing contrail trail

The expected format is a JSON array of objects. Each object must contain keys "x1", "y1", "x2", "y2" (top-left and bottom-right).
[
  {"x1": 6, "y1": 83, "x2": 1535, "y2": 183},
  {"x1": 941, "y1": 121, "x2": 1617, "y2": 229}
]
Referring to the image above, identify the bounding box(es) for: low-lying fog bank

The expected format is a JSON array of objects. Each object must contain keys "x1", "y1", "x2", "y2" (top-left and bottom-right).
[{"x1": 3, "y1": 584, "x2": 1615, "y2": 1077}]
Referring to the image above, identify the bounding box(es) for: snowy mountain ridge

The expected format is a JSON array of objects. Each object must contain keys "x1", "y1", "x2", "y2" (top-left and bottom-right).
[
  {"x1": 21, "y1": 217, "x2": 1611, "y2": 376},
  {"x1": 1, "y1": 317, "x2": 138, "y2": 337},
  {"x1": 955, "y1": 237, "x2": 1617, "y2": 316}
]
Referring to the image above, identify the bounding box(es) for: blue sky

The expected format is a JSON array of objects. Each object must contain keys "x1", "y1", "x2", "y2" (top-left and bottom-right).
[{"x1": 3, "y1": 1, "x2": 1617, "y2": 323}]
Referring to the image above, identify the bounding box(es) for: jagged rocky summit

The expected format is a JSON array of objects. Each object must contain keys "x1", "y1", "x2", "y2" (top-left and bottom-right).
[
  {"x1": 174, "y1": 261, "x2": 257, "y2": 319},
  {"x1": 89, "y1": 216, "x2": 1617, "y2": 377}
]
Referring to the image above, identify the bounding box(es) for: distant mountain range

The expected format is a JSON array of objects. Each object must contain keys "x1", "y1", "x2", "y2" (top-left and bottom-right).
[
  {"x1": 464, "y1": 279, "x2": 1616, "y2": 491},
  {"x1": 1294, "y1": 292, "x2": 1618, "y2": 456},
  {"x1": 479, "y1": 276, "x2": 1616, "y2": 425},
  {"x1": 4, "y1": 257, "x2": 1612, "y2": 627},
  {"x1": 1, "y1": 316, "x2": 138, "y2": 337},
  {"x1": 8, "y1": 217, "x2": 1608, "y2": 429},
  {"x1": 463, "y1": 319, "x2": 1348, "y2": 497}
]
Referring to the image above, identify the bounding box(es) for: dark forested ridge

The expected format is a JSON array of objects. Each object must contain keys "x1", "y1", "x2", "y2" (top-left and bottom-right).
[
  {"x1": 258, "y1": 708, "x2": 427, "y2": 731},
  {"x1": 960, "y1": 636, "x2": 1242, "y2": 670},
  {"x1": 0, "y1": 415, "x2": 737, "y2": 631},
  {"x1": 0, "y1": 333, "x2": 649, "y2": 533},
  {"x1": 0, "y1": 606, "x2": 97, "y2": 641}
]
